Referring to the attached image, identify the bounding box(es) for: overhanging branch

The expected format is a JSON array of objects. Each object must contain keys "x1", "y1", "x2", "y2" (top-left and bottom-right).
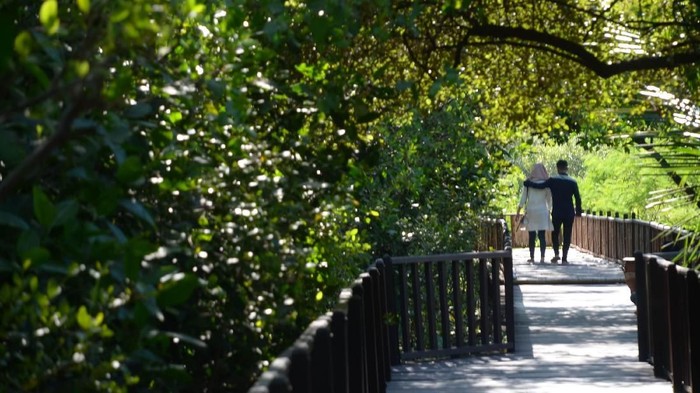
[{"x1": 465, "y1": 24, "x2": 700, "y2": 78}]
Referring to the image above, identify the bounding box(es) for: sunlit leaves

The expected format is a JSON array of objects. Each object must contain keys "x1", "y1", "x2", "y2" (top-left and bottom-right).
[
  {"x1": 77, "y1": 305, "x2": 104, "y2": 330},
  {"x1": 39, "y1": 0, "x2": 60, "y2": 35},
  {"x1": 168, "y1": 111, "x2": 183, "y2": 123},
  {"x1": 72, "y1": 60, "x2": 90, "y2": 78},
  {"x1": 185, "y1": 0, "x2": 206, "y2": 17},
  {"x1": 76, "y1": 0, "x2": 90, "y2": 14},
  {"x1": 13, "y1": 31, "x2": 32, "y2": 59}
]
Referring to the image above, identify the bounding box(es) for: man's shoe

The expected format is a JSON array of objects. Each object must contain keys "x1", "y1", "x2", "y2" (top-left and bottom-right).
[
  {"x1": 526, "y1": 258, "x2": 534, "y2": 263},
  {"x1": 562, "y1": 259, "x2": 569, "y2": 264},
  {"x1": 551, "y1": 256, "x2": 560, "y2": 263}
]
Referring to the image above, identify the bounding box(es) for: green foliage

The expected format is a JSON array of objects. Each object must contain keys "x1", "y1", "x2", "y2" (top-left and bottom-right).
[
  {"x1": 361, "y1": 103, "x2": 504, "y2": 256},
  {"x1": 579, "y1": 149, "x2": 676, "y2": 220},
  {"x1": 493, "y1": 138, "x2": 700, "y2": 229},
  {"x1": 0, "y1": 0, "x2": 375, "y2": 390},
  {"x1": 1, "y1": 0, "x2": 699, "y2": 390}
]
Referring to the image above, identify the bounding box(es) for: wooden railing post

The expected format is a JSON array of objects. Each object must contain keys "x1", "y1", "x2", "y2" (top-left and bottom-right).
[
  {"x1": 589, "y1": 211, "x2": 596, "y2": 255},
  {"x1": 397, "y1": 263, "x2": 410, "y2": 354},
  {"x1": 622, "y1": 214, "x2": 629, "y2": 260},
  {"x1": 425, "y1": 262, "x2": 437, "y2": 350},
  {"x1": 576, "y1": 211, "x2": 582, "y2": 250},
  {"x1": 591, "y1": 211, "x2": 598, "y2": 256},
  {"x1": 599, "y1": 211, "x2": 605, "y2": 256},
  {"x1": 635, "y1": 251, "x2": 650, "y2": 363},
  {"x1": 331, "y1": 293, "x2": 350, "y2": 393},
  {"x1": 360, "y1": 272, "x2": 381, "y2": 393},
  {"x1": 374, "y1": 260, "x2": 392, "y2": 380},
  {"x1": 611, "y1": 212, "x2": 616, "y2": 257},
  {"x1": 348, "y1": 280, "x2": 367, "y2": 393},
  {"x1": 648, "y1": 258, "x2": 671, "y2": 380},
  {"x1": 451, "y1": 260, "x2": 465, "y2": 349},
  {"x1": 466, "y1": 258, "x2": 476, "y2": 347},
  {"x1": 438, "y1": 260, "x2": 450, "y2": 350},
  {"x1": 504, "y1": 252, "x2": 515, "y2": 352},
  {"x1": 668, "y1": 265, "x2": 692, "y2": 392},
  {"x1": 382, "y1": 256, "x2": 401, "y2": 366},
  {"x1": 289, "y1": 342, "x2": 311, "y2": 393},
  {"x1": 630, "y1": 213, "x2": 637, "y2": 254},
  {"x1": 688, "y1": 269, "x2": 700, "y2": 390},
  {"x1": 479, "y1": 258, "x2": 490, "y2": 345},
  {"x1": 491, "y1": 256, "x2": 502, "y2": 344},
  {"x1": 369, "y1": 264, "x2": 388, "y2": 393},
  {"x1": 307, "y1": 318, "x2": 333, "y2": 393},
  {"x1": 605, "y1": 211, "x2": 612, "y2": 258}
]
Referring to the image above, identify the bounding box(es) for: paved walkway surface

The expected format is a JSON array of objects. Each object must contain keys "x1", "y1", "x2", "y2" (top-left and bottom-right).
[
  {"x1": 387, "y1": 247, "x2": 671, "y2": 392},
  {"x1": 512, "y1": 247, "x2": 625, "y2": 284}
]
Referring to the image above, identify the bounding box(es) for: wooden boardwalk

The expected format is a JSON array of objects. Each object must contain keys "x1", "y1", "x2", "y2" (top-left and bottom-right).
[{"x1": 386, "y1": 248, "x2": 672, "y2": 392}]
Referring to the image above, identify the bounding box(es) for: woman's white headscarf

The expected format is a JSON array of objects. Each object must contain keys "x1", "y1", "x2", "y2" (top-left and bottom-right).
[{"x1": 528, "y1": 163, "x2": 549, "y2": 181}]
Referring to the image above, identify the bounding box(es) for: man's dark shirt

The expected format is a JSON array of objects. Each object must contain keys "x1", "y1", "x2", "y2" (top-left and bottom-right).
[{"x1": 524, "y1": 173, "x2": 582, "y2": 218}]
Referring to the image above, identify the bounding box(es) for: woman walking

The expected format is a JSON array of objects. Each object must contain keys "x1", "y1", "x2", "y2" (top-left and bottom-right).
[{"x1": 516, "y1": 163, "x2": 554, "y2": 263}]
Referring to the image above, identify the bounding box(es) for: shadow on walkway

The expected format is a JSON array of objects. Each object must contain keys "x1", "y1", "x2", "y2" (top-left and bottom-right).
[{"x1": 387, "y1": 248, "x2": 670, "y2": 392}]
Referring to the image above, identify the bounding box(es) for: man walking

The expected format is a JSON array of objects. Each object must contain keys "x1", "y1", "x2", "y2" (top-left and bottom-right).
[{"x1": 524, "y1": 160, "x2": 582, "y2": 264}]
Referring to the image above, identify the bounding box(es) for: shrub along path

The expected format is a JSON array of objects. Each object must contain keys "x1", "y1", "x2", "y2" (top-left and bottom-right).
[{"x1": 386, "y1": 247, "x2": 671, "y2": 392}]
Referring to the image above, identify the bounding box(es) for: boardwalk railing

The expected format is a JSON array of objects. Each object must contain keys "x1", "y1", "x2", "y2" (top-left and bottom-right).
[
  {"x1": 386, "y1": 249, "x2": 515, "y2": 361},
  {"x1": 634, "y1": 252, "x2": 700, "y2": 393},
  {"x1": 247, "y1": 218, "x2": 509, "y2": 393},
  {"x1": 248, "y1": 259, "x2": 391, "y2": 393},
  {"x1": 507, "y1": 211, "x2": 685, "y2": 261},
  {"x1": 571, "y1": 212, "x2": 686, "y2": 261}
]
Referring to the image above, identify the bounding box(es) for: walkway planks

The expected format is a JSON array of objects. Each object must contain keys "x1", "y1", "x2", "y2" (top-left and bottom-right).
[{"x1": 387, "y1": 248, "x2": 672, "y2": 392}]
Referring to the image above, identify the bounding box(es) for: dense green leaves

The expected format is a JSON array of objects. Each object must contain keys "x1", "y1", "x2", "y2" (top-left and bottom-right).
[
  {"x1": 0, "y1": 0, "x2": 379, "y2": 390},
  {"x1": 495, "y1": 139, "x2": 696, "y2": 224},
  {"x1": 363, "y1": 104, "x2": 505, "y2": 255},
  {"x1": 0, "y1": 0, "x2": 698, "y2": 391}
]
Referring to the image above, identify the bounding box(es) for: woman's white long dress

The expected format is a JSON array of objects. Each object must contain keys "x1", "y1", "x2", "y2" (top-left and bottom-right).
[{"x1": 518, "y1": 181, "x2": 554, "y2": 231}]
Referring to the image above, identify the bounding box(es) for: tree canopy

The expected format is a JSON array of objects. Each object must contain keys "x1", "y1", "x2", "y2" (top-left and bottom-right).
[{"x1": 0, "y1": 0, "x2": 698, "y2": 391}]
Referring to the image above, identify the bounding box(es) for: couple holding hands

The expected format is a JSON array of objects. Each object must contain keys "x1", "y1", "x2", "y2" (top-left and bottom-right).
[{"x1": 515, "y1": 160, "x2": 583, "y2": 264}]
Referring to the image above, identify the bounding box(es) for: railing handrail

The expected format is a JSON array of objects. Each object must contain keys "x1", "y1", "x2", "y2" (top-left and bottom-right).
[
  {"x1": 580, "y1": 211, "x2": 691, "y2": 234},
  {"x1": 390, "y1": 249, "x2": 511, "y2": 264}
]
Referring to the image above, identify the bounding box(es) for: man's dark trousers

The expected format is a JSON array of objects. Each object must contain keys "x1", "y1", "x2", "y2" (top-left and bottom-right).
[{"x1": 552, "y1": 214, "x2": 574, "y2": 260}]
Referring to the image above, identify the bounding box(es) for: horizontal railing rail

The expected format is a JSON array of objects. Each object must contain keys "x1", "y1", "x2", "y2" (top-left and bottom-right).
[{"x1": 635, "y1": 252, "x2": 700, "y2": 393}]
